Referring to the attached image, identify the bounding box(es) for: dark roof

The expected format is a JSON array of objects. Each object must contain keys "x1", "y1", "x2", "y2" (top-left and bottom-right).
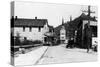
[
  {"x1": 12, "y1": 18, "x2": 48, "y2": 27},
  {"x1": 48, "y1": 25, "x2": 54, "y2": 30},
  {"x1": 78, "y1": 13, "x2": 97, "y2": 21},
  {"x1": 54, "y1": 13, "x2": 97, "y2": 36},
  {"x1": 72, "y1": 13, "x2": 97, "y2": 28}
]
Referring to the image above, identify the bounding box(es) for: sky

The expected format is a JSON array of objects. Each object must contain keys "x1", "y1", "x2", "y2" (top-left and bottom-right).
[{"x1": 14, "y1": 1, "x2": 98, "y2": 27}]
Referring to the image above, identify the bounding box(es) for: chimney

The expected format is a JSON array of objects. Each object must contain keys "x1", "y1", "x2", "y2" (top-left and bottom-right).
[
  {"x1": 35, "y1": 16, "x2": 37, "y2": 19},
  {"x1": 15, "y1": 16, "x2": 17, "y2": 20},
  {"x1": 70, "y1": 16, "x2": 72, "y2": 22}
]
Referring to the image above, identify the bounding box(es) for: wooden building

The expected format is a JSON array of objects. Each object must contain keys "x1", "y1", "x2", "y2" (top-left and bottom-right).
[
  {"x1": 11, "y1": 16, "x2": 52, "y2": 43},
  {"x1": 74, "y1": 13, "x2": 97, "y2": 48}
]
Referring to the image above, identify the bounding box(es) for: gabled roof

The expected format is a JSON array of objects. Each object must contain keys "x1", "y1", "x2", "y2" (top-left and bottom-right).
[
  {"x1": 54, "y1": 13, "x2": 97, "y2": 37},
  {"x1": 72, "y1": 13, "x2": 97, "y2": 28},
  {"x1": 48, "y1": 25, "x2": 54, "y2": 30},
  {"x1": 79, "y1": 13, "x2": 97, "y2": 21},
  {"x1": 12, "y1": 18, "x2": 48, "y2": 27}
]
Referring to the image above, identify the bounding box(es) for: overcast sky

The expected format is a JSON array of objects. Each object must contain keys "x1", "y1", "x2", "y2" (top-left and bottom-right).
[{"x1": 15, "y1": 1, "x2": 98, "y2": 27}]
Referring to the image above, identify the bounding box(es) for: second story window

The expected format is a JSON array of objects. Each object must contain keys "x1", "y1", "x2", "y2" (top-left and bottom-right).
[
  {"x1": 29, "y1": 27, "x2": 32, "y2": 32},
  {"x1": 38, "y1": 27, "x2": 41, "y2": 32},
  {"x1": 23, "y1": 27, "x2": 25, "y2": 32}
]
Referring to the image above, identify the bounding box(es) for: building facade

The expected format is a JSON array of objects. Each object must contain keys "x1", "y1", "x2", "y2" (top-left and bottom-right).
[
  {"x1": 75, "y1": 13, "x2": 97, "y2": 48},
  {"x1": 11, "y1": 16, "x2": 50, "y2": 42},
  {"x1": 60, "y1": 26, "x2": 66, "y2": 43}
]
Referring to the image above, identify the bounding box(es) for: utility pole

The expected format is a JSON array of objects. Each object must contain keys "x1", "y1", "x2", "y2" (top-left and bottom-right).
[
  {"x1": 82, "y1": 6, "x2": 95, "y2": 26},
  {"x1": 82, "y1": 5, "x2": 95, "y2": 52}
]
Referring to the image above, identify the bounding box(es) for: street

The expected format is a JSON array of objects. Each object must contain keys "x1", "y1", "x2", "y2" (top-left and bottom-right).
[
  {"x1": 14, "y1": 44, "x2": 97, "y2": 66},
  {"x1": 37, "y1": 44, "x2": 97, "y2": 65},
  {"x1": 11, "y1": 2, "x2": 98, "y2": 66}
]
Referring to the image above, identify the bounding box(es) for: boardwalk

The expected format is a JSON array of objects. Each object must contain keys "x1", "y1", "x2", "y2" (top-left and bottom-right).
[{"x1": 14, "y1": 46, "x2": 48, "y2": 66}]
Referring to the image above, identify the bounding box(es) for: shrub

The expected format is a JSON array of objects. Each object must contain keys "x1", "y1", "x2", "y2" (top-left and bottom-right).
[
  {"x1": 32, "y1": 40, "x2": 43, "y2": 44},
  {"x1": 14, "y1": 36, "x2": 21, "y2": 46},
  {"x1": 22, "y1": 39, "x2": 43, "y2": 45}
]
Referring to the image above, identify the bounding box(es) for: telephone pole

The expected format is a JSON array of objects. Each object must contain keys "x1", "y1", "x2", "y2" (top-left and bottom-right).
[
  {"x1": 82, "y1": 5, "x2": 95, "y2": 52},
  {"x1": 82, "y1": 5, "x2": 95, "y2": 28},
  {"x1": 82, "y1": 6, "x2": 95, "y2": 27}
]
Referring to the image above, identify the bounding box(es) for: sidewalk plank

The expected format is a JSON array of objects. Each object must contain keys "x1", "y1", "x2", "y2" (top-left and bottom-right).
[{"x1": 14, "y1": 46, "x2": 48, "y2": 66}]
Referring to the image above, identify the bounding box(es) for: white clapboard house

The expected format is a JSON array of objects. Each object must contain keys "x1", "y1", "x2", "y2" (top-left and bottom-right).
[{"x1": 11, "y1": 16, "x2": 52, "y2": 43}]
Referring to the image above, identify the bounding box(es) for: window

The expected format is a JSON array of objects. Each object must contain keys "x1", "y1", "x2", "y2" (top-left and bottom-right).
[
  {"x1": 62, "y1": 37, "x2": 64, "y2": 39},
  {"x1": 49, "y1": 29, "x2": 52, "y2": 32},
  {"x1": 61, "y1": 37, "x2": 65, "y2": 40},
  {"x1": 91, "y1": 26, "x2": 97, "y2": 37},
  {"x1": 29, "y1": 27, "x2": 32, "y2": 32},
  {"x1": 61, "y1": 33, "x2": 64, "y2": 35},
  {"x1": 23, "y1": 27, "x2": 25, "y2": 32},
  {"x1": 38, "y1": 27, "x2": 41, "y2": 32}
]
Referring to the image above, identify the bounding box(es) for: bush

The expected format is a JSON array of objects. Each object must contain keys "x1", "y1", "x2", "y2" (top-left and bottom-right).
[
  {"x1": 22, "y1": 39, "x2": 43, "y2": 45},
  {"x1": 14, "y1": 37, "x2": 21, "y2": 46},
  {"x1": 32, "y1": 40, "x2": 42, "y2": 44}
]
